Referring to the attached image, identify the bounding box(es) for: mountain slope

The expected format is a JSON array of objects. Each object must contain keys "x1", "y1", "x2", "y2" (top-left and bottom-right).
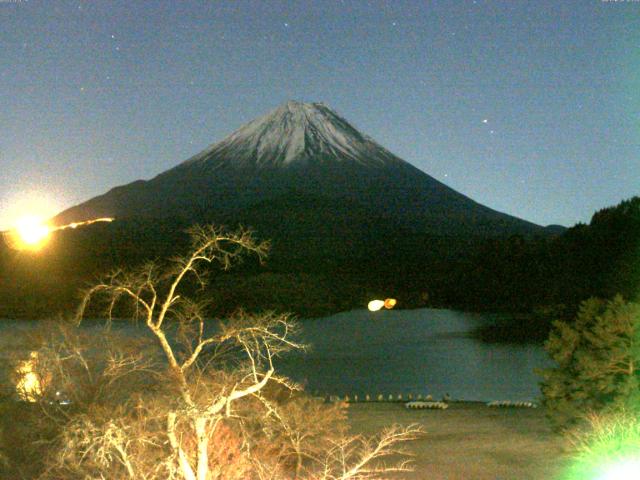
[{"x1": 55, "y1": 101, "x2": 547, "y2": 237}]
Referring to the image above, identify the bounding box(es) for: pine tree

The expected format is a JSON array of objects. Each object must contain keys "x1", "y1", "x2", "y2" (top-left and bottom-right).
[{"x1": 539, "y1": 295, "x2": 640, "y2": 429}]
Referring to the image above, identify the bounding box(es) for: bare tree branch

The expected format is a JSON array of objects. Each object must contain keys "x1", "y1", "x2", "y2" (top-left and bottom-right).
[{"x1": 23, "y1": 225, "x2": 423, "y2": 480}]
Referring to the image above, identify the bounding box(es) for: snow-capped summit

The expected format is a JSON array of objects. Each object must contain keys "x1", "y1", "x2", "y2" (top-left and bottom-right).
[
  {"x1": 181, "y1": 100, "x2": 403, "y2": 170},
  {"x1": 55, "y1": 101, "x2": 549, "y2": 238}
]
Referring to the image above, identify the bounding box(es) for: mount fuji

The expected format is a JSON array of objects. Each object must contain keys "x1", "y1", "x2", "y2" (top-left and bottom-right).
[{"x1": 54, "y1": 101, "x2": 549, "y2": 238}]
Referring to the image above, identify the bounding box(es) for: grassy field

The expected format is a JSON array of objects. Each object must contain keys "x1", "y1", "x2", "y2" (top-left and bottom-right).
[{"x1": 347, "y1": 402, "x2": 570, "y2": 480}]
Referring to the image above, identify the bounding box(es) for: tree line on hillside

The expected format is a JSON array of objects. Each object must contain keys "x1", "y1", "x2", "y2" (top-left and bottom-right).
[
  {"x1": 0, "y1": 197, "x2": 638, "y2": 335},
  {"x1": 462, "y1": 196, "x2": 639, "y2": 340}
]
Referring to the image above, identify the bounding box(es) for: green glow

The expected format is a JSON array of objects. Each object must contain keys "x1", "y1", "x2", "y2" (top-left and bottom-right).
[
  {"x1": 566, "y1": 455, "x2": 640, "y2": 480},
  {"x1": 597, "y1": 458, "x2": 640, "y2": 480},
  {"x1": 563, "y1": 413, "x2": 640, "y2": 480}
]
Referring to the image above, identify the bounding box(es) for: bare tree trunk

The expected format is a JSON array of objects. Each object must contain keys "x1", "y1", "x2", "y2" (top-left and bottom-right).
[
  {"x1": 195, "y1": 417, "x2": 210, "y2": 480},
  {"x1": 295, "y1": 449, "x2": 303, "y2": 479},
  {"x1": 168, "y1": 412, "x2": 197, "y2": 480}
]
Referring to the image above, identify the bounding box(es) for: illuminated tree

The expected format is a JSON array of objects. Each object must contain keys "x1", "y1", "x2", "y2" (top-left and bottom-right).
[
  {"x1": 5, "y1": 225, "x2": 422, "y2": 480},
  {"x1": 539, "y1": 295, "x2": 640, "y2": 430}
]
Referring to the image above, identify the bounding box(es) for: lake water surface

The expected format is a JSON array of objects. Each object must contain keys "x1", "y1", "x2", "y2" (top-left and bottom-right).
[
  {"x1": 278, "y1": 308, "x2": 552, "y2": 402},
  {"x1": 1, "y1": 308, "x2": 552, "y2": 402}
]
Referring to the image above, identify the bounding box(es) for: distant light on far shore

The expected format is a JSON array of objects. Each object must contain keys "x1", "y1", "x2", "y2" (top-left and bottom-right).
[
  {"x1": 368, "y1": 298, "x2": 397, "y2": 312},
  {"x1": 368, "y1": 300, "x2": 385, "y2": 311}
]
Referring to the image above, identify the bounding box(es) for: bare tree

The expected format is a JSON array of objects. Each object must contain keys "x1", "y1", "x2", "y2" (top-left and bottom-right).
[
  {"x1": 18, "y1": 225, "x2": 423, "y2": 480},
  {"x1": 318, "y1": 424, "x2": 422, "y2": 480}
]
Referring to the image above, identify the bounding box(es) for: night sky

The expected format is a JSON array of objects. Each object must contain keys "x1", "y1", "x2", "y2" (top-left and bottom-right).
[{"x1": 2, "y1": 0, "x2": 638, "y2": 230}]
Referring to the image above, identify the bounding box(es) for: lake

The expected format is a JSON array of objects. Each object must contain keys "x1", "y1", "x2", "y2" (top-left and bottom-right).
[
  {"x1": 0, "y1": 308, "x2": 552, "y2": 403},
  {"x1": 278, "y1": 308, "x2": 552, "y2": 402}
]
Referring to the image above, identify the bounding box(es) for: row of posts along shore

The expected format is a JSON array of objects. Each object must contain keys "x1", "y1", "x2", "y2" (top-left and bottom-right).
[{"x1": 315, "y1": 393, "x2": 445, "y2": 403}]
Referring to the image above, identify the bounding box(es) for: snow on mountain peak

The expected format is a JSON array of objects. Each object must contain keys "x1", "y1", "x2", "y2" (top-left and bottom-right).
[
  {"x1": 54, "y1": 100, "x2": 548, "y2": 238},
  {"x1": 183, "y1": 101, "x2": 404, "y2": 170}
]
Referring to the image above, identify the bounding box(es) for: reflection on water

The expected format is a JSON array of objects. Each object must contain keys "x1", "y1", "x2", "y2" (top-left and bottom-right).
[
  {"x1": 277, "y1": 308, "x2": 553, "y2": 402},
  {"x1": 1, "y1": 308, "x2": 552, "y2": 402}
]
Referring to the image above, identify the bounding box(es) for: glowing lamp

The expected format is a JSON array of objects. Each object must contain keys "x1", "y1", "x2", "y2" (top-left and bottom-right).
[
  {"x1": 384, "y1": 298, "x2": 397, "y2": 309},
  {"x1": 368, "y1": 300, "x2": 385, "y2": 312},
  {"x1": 2, "y1": 214, "x2": 115, "y2": 251},
  {"x1": 16, "y1": 352, "x2": 44, "y2": 402},
  {"x1": 16, "y1": 216, "x2": 50, "y2": 244},
  {"x1": 6, "y1": 216, "x2": 52, "y2": 251}
]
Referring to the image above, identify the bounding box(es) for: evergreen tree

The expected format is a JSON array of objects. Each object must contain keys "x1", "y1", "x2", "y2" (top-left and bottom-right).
[{"x1": 539, "y1": 295, "x2": 640, "y2": 429}]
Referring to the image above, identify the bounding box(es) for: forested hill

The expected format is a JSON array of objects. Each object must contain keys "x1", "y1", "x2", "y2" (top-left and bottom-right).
[{"x1": 0, "y1": 197, "x2": 637, "y2": 327}]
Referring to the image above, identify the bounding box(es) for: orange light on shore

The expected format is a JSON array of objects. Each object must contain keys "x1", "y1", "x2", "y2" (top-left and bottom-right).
[
  {"x1": 368, "y1": 298, "x2": 397, "y2": 312},
  {"x1": 384, "y1": 298, "x2": 397, "y2": 309}
]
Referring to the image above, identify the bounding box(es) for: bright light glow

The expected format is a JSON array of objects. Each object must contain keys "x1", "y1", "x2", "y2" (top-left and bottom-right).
[
  {"x1": 11, "y1": 216, "x2": 51, "y2": 250},
  {"x1": 16, "y1": 352, "x2": 43, "y2": 402},
  {"x1": 384, "y1": 298, "x2": 397, "y2": 309},
  {"x1": 0, "y1": 189, "x2": 115, "y2": 251},
  {"x1": 368, "y1": 300, "x2": 385, "y2": 312},
  {"x1": 597, "y1": 458, "x2": 640, "y2": 480},
  {"x1": 368, "y1": 298, "x2": 397, "y2": 312},
  {"x1": 1, "y1": 190, "x2": 58, "y2": 250},
  {"x1": 2, "y1": 216, "x2": 114, "y2": 251},
  {"x1": 0, "y1": 190, "x2": 60, "y2": 231},
  {"x1": 565, "y1": 413, "x2": 640, "y2": 480}
]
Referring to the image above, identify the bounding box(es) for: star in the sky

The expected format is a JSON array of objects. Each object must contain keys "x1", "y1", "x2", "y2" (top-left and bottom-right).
[{"x1": 482, "y1": 119, "x2": 488, "y2": 123}]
